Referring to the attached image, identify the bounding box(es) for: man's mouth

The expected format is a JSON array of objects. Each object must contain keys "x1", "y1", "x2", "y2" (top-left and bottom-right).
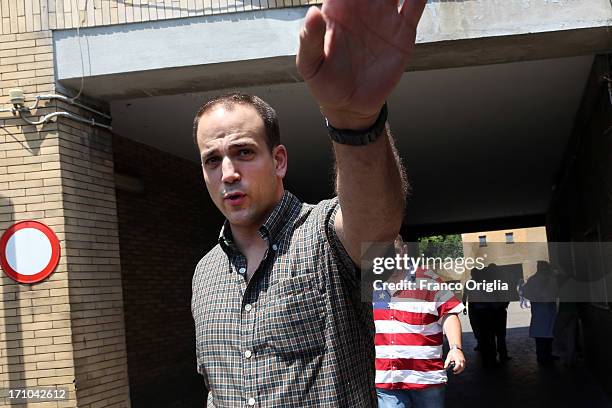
[{"x1": 223, "y1": 192, "x2": 246, "y2": 206}]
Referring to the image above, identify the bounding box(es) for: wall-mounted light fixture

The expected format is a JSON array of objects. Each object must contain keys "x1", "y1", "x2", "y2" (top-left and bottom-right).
[{"x1": 1, "y1": 89, "x2": 113, "y2": 131}]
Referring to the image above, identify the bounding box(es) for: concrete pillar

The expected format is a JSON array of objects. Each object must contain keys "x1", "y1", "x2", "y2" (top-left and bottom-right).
[{"x1": 0, "y1": 28, "x2": 130, "y2": 408}]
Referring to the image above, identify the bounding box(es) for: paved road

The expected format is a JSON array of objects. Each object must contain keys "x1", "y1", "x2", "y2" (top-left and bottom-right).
[{"x1": 448, "y1": 302, "x2": 612, "y2": 408}]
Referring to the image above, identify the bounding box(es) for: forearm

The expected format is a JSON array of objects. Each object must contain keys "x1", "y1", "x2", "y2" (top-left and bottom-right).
[
  {"x1": 442, "y1": 314, "x2": 462, "y2": 347},
  {"x1": 333, "y1": 123, "x2": 407, "y2": 258},
  {"x1": 296, "y1": 0, "x2": 426, "y2": 260}
]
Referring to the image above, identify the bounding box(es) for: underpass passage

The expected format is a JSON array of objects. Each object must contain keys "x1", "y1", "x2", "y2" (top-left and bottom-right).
[{"x1": 447, "y1": 303, "x2": 612, "y2": 408}]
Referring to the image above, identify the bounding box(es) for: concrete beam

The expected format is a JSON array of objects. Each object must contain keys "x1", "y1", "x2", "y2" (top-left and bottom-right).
[{"x1": 54, "y1": 0, "x2": 612, "y2": 100}]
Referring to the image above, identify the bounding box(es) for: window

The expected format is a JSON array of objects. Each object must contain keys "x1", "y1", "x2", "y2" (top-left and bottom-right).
[
  {"x1": 478, "y1": 235, "x2": 487, "y2": 247},
  {"x1": 505, "y1": 232, "x2": 514, "y2": 244}
]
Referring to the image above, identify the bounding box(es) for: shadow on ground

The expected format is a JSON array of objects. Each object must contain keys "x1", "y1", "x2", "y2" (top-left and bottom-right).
[{"x1": 446, "y1": 326, "x2": 612, "y2": 408}]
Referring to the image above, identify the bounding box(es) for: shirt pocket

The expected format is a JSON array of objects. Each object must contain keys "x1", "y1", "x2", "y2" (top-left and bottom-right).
[{"x1": 263, "y1": 273, "x2": 326, "y2": 357}]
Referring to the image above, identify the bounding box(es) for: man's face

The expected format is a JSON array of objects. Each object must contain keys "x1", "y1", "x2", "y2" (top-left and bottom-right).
[{"x1": 196, "y1": 104, "x2": 287, "y2": 229}]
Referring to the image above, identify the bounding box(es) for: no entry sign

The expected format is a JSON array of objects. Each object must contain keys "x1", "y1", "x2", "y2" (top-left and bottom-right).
[{"x1": 0, "y1": 221, "x2": 61, "y2": 284}]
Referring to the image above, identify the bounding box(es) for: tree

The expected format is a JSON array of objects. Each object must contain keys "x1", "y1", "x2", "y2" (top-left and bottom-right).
[{"x1": 418, "y1": 234, "x2": 464, "y2": 259}]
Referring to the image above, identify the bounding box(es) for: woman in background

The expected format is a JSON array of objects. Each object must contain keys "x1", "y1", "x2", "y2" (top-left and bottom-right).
[{"x1": 522, "y1": 261, "x2": 559, "y2": 365}]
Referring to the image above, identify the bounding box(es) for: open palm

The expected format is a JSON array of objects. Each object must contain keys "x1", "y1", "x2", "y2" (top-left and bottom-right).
[{"x1": 297, "y1": 0, "x2": 428, "y2": 128}]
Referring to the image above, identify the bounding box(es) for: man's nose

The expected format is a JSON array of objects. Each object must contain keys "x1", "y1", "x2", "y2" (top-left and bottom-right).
[{"x1": 221, "y1": 157, "x2": 240, "y2": 184}]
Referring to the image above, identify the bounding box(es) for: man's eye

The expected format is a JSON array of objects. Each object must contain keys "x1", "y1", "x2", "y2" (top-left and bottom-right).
[
  {"x1": 205, "y1": 157, "x2": 220, "y2": 165},
  {"x1": 238, "y1": 149, "x2": 253, "y2": 156}
]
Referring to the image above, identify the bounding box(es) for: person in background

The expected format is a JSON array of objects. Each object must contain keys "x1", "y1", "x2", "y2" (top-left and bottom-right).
[
  {"x1": 374, "y1": 236, "x2": 466, "y2": 408},
  {"x1": 553, "y1": 266, "x2": 582, "y2": 367},
  {"x1": 489, "y1": 264, "x2": 512, "y2": 363},
  {"x1": 463, "y1": 268, "x2": 483, "y2": 352},
  {"x1": 522, "y1": 260, "x2": 559, "y2": 365},
  {"x1": 463, "y1": 266, "x2": 497, "y2": 368}
]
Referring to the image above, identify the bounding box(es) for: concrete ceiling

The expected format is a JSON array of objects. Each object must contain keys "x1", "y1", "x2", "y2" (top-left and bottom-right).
[{"x1": 110, "y1": 55, "x2": 594, "y2": 229}]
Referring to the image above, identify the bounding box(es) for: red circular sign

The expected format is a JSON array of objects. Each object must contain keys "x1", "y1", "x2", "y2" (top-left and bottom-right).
[{"x1": 0, "y1": 221, "x2": 61, "y2": 284}]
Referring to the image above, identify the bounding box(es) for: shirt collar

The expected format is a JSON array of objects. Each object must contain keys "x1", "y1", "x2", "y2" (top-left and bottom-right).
[{"x1": 218, "y1": 190, "x2": 301, "y2": 252}]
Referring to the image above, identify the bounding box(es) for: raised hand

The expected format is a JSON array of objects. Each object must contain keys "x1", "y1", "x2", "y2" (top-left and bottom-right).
[{"x1": 297, "y1": 0, "x2": 428, "y2": 130}]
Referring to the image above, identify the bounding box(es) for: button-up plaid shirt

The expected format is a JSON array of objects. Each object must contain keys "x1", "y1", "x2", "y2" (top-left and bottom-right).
[{"x1": 191, "y1": 191, "x2": 377, "y2": 407}]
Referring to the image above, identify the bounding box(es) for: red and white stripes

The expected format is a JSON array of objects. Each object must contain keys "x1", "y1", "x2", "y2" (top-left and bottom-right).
[{"x1": 374, "y1": 268, "x2": 464, "y2": 390}]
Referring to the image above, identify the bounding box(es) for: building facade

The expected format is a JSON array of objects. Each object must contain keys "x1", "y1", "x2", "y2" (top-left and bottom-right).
[{"x1": 462, "y1": 227, "x2": 549, "y2": 279}]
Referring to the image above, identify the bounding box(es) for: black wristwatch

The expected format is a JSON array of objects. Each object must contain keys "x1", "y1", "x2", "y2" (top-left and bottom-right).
[{"x1": 325, "y1": 103, "x2": 388, "y2": 146}]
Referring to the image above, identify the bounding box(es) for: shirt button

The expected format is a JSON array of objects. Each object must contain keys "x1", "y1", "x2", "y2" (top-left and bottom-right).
[
  {"x1": 244, "y1": 304, "x2": 252, "y2": 312},
  {"x1": 272, "y1": 244, "x2": 278, "y2": 251},
  {"x1": 238, "y1": 267, "x2": 246, "y2": 274},
  {"x1": 247, "y1": 397, "x2": 256, "y2": 406},
  {"x1": 244, "y1": 350, "x2": 252, "y2": 358}
]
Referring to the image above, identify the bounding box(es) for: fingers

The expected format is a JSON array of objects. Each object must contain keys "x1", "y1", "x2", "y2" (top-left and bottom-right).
[
  {"x1": 454, "y1": 360, "x2": 466, "y2": 374},
  {"x1": 443, "y1": 355, "x2": 451, "y2": 369},
  {"x1": 400, "y1": 0, "x2": 428, "y2": 29},
  {"x1": 296, "y1": 6, "x2": 327, "y2": 81},
  {"x1": 446, "y1": 350, "x2": 466, "y2": 373},
  {"x1": 452, "y1": 356, "x2": 466, "y2": 374}
]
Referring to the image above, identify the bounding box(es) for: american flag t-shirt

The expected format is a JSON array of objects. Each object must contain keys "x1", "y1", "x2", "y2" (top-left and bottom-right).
[{"x1": 373, "y1": 267, "x2": 464, "y2": 390}]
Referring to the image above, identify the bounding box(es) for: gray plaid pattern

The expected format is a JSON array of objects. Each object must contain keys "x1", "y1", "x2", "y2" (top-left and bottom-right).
[{"x1": 192, "y1": 191, "x2": 377, "y2": 407}]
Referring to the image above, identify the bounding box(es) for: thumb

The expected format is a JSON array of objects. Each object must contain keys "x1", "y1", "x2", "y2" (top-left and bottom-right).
[
  {"x1": 296, "y1": 6, "x2": 326, "y2": 81},
  {"x1": 443, "y1": 354, "x2": 451, "y2": 369}
]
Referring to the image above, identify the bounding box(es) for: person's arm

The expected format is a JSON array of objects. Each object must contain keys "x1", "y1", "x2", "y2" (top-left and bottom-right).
[
  {"x1": 296, "y1": 0, "x2": 427, "y2": 264},
  {"x1": 442, "y1": 314, "x2": 466, "y2": 374},
  {"x1": 461, "y1": 290, "x2": 469, "y2": 315},
  {"x1": 332, "y1": 128, "x2": 406, "y2": 263}
]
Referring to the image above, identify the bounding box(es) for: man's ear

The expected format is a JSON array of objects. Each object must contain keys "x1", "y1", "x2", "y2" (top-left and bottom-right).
[{"x1": 272, "y1": 145, "x2": 288, "y2": 178}]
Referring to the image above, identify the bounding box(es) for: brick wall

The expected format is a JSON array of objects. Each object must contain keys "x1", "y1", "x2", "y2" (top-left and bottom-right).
[
  {"x1": 0, "y1": 0, "x2": 318, "y2": 34},
  {"x1": 0, "y1": 12, "x2": 131, "y2": 408},
  {"x1": 113, "y1": 134, "x2": 221, "y2": 407},
  {"x1": 0, "y1": 0, "x2": 288, "y2": 406},
  {"x1": 0, "y1": 30, "x2": 79, "y2": 407},
  {"x1": 546, "y1": 55, "x2": 612, "y2": 392},
  {"x1": 568, "y1": 56, "x2": 612, "y2": 393},
  {"x1": 59, "y1": 112, "x2": 131, "y2": 408}
]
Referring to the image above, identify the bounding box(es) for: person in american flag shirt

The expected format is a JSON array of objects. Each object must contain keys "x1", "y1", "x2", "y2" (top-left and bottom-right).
[{"x1": 373, "y1": 236, "x2": 466, "y2": 408}]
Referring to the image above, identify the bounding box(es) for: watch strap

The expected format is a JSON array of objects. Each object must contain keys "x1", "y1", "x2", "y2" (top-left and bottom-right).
[{"x1": 326, "y1": 103, "x2": 388, "y2": 146}]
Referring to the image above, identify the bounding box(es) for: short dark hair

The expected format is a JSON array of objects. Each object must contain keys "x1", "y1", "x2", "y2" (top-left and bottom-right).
[{"x1": 192, "y1": 92, "x2": 280, "y2": 151}]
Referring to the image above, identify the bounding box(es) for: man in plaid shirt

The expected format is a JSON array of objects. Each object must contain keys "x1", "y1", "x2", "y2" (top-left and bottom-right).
[{"x1": 191, "y1": 0, "x2": 428, "y2": 406}]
